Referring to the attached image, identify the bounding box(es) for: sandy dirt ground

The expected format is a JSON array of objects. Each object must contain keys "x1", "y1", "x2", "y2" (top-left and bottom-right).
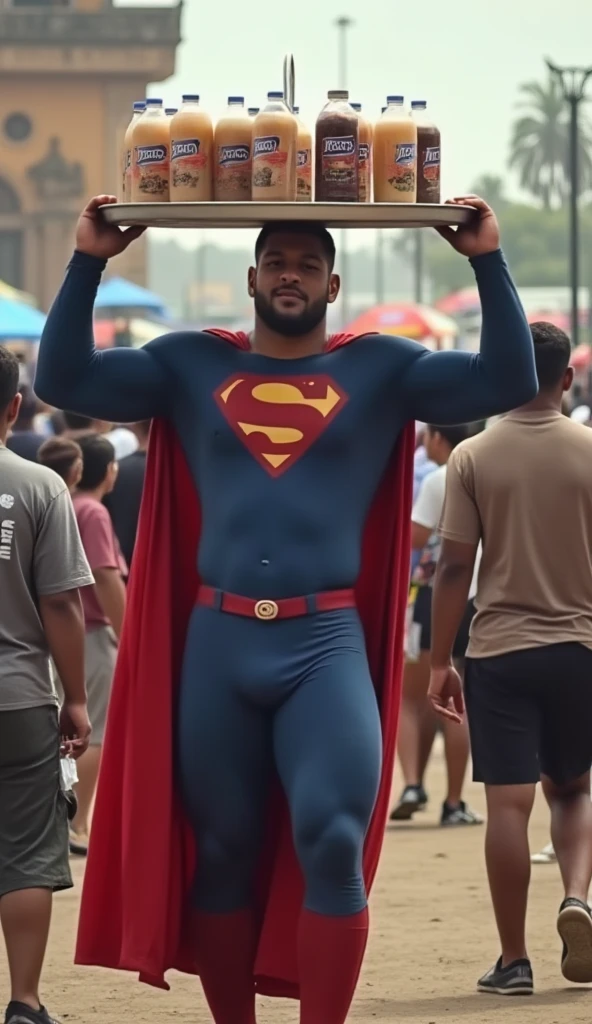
[{"x1": 4, "y1": 746, "x2": 592, "y2": 1023}]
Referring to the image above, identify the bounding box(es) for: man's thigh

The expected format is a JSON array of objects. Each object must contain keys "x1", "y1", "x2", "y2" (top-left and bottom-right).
[
  {"x1": 540, "y1": 643, "x2": 592, "y2": 786},
  {"x1": 465, "y1": 650, "x2": 543, "y2": 786},
  {"x1": 0, "y1": 705, "x2": 71, "y2": 897}
]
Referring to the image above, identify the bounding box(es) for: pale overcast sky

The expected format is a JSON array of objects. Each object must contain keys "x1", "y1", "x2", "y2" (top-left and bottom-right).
[{"x1": 118, "y1": 0, "x2": 590, "y2": 251}]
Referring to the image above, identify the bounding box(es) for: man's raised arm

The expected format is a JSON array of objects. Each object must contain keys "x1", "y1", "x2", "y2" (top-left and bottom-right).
[
  {"x1": 400, "y1": 197, "x2": 537, "y2": 425},
  {"x1": 35, "y1": 196, "x2": 171, "y2": 424}
]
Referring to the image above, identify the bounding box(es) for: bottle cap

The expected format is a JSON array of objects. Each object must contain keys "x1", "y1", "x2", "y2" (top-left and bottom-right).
[
  {"x1": 351, "y1": 102, "x2": 362, "y2": 112},
  {"x1": 228, "y1": 96, "x2": 245, "y2": 104},
  {"x1": 268, "y1": 91, "x2": 284, "y2": 99},
  {"x1": 386, "y1": 95, "x2": 404, "y2": 104},
  {"x1": 165, "y1": 108, "x2": 178, "y2": 115},
  {"x1": 182, "y1": 94, "x2": 200, "y2": 102},
  {"x1": 133, "y1": 101, "x2": 146, "y2": 111},
  {"x1": 328, "y1": 89, "x2": 349, "y2": 100},
  {"x1": 411, "y1": 100, "x2": 427, "y2": 108},
  {"x1": 293, "y1": 105, "x2": 300, "y2": 114},
  {"x1": 146, "y1": 98, "x2": 163, "y2": 106},
  {"x1": 248, "y1": 108, "x2": 260, "y2": 116}
]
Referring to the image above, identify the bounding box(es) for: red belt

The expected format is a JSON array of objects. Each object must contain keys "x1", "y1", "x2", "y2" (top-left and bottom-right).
[{"x1": 197, "y1": 585, "x2": 356, "y2": 621}]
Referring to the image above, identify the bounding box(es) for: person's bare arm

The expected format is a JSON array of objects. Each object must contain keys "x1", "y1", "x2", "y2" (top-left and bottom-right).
[
  {"x1": 411, "y1": 521, "x2": 432, "y2": 551},
  {"x1": 39, "y1": 589, "x2": 86, "y2": 703},
  {"x1": 94, "y1": 567, "x2": 126, "y2": 639}
]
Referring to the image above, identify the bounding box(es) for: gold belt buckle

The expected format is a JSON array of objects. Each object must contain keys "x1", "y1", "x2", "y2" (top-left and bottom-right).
[{"x1": 254, "y1": 599, "x2": 279, "y2": 621}]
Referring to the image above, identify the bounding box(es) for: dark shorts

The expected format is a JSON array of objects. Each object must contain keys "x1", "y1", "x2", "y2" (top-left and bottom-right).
[
  {"x1": 413, "y1": 585, "x2": 475, "y2": 659},
  {"x1": 0, "y1": 705, "x2": 72, "y2": 898},
  {"x1": 465, "y1": 643, "x2": 592, "y2": 786}
]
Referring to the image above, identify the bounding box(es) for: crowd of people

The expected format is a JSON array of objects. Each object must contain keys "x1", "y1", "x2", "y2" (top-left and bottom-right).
[{"x1": 1, "y1": 191, "x2": 592, "y2": 1024}]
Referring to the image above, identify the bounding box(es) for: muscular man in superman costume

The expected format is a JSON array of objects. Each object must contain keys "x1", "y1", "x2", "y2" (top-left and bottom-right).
[{"x1": 35, "y1": 194, "x2": 537, "y2": 1024}]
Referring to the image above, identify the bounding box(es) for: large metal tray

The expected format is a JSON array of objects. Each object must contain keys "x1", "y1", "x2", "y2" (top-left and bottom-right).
[{"x1": 100, "y1": 201, "x2": 475, "y2": 230}]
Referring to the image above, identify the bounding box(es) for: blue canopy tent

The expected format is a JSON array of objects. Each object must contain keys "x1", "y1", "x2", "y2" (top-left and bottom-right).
[
  {"x1": 95, "y1": 277, "x2": 168, "y2": 318},
  {"x1": 0, "y1": 298, "x2": 46, "y2": 341}
]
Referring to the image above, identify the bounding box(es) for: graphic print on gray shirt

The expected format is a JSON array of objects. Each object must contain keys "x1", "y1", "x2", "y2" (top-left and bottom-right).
[{"x1": 0, "y1": 446, "x2": 93, "y2": 711}]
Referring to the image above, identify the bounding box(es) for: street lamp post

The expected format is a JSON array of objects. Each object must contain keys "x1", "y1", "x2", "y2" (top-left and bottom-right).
[
  {"x1": 546, "y1": 59, "x2": 592, "y2": 348},
  {"x1": 335, "y1": 16, "x2": 353, "y2": 327}
]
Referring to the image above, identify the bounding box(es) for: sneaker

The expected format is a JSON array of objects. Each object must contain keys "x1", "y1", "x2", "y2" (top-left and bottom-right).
[
  {"x1": 531, "y1": 842, "x2": 556, "y2": 865},
  {"x1": 5, "y1": 1002, "x2": 61, "y2": 1024},
  {"x1": 477, "y1": 957, "x2": 534, "y2": 996},
  {"x1": 68, "y1": 828, "x2": 88, "y2": 857},
  {"x1": 441, "y1": 800, "x2": 484, "y2": 826},
  {"x1": 389, "y1": 784, "x2": 427, "y2": 821},
  {"x1": 557, "y1": 897, "x2": 592, "y2": 983}
]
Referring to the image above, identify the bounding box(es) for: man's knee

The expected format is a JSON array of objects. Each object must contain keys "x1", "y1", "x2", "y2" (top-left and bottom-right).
[
  {"x1": 542, "y1": 770, "x2": 591, "y2": 803},
  {"x1": 295, "y1": 809, "x2": 363, "y2": 880}
]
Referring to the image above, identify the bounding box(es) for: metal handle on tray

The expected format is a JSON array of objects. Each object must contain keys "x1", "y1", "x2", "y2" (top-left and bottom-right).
[{"x1": 283, "y1": 53, "x2": 295, "y2": 112}]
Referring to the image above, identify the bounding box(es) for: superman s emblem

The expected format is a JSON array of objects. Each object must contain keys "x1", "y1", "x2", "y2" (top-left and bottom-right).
[{"x1": 214, "y1": 373, "x2": 348, "y2": 477}]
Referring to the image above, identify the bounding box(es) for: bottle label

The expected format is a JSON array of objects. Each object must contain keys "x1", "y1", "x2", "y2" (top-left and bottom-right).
[
  {"x1": 133, "y1": 144, "x2": 169, "y2": 198},
  {"x1": 387, "y1": 142, "x2": 417, "y2": 194},
  {"x1": 171, "y1": 137, "x2": 208, "y2": 190},
  {"x1": 219, "y1": 144, "x2": 251, "y2": 166},
  {"x1": 253, "y1": 136, "x2": 280, "y2": 158},
  {"x1": 252, "y1": 135, "x2": 289, "y2": 190},
  {"x1": 358, "y1": 143, "x2": 371, "y2": 203},
  {"x1": 216, "y1": 144, "x2": 252, "y2": 197},
  {"x1": 423, "y1": 146, "x2": 440, "y2": 179},
  {"x1": 321, "y1": 135, "x2": 357, "y2": 195},
  {"x1": 296, "y1": 148, "x2": 312, "y2": 200}
]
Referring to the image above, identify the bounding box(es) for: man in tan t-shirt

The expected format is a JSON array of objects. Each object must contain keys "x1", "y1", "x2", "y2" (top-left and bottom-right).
[{"x1": 427, "y1": 322, "x2": 592, "y2": 998}]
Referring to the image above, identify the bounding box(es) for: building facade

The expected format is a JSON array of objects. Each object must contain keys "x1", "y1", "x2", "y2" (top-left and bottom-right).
[{"x1": 0, "y1": 0, "x2": 181, "y2": 309}]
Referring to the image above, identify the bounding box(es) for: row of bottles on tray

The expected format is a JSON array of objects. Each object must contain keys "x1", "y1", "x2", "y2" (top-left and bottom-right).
[{"x1": 122, "y1": 91, "x2": 440, "y2": 205}]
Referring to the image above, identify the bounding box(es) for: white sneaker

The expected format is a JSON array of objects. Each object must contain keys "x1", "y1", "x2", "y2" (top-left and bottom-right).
[{"x1": 531, "y1": 842, "x2": 556, "y2": 864}]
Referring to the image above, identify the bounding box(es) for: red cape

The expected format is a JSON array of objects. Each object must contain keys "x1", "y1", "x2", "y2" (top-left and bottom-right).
[{"x1": 76, "y1": 330, "x2": 414, "y2": 997}]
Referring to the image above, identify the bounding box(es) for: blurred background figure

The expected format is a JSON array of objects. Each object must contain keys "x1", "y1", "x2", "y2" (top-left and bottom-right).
[
  {"x1": 104, "y1": 420, "x2": 150, "y2": 569},
  {"x1": 61, "y1": 411, "x2": 138, "y2": 461},
  {"x1": 61, "y1": 434, "x2": 127, "y2": 856},
  {"x1": 6, "y1": 385, "x2": 46, "y2": 462},
  {"x1": 37, "y1": 437, "x2": 83, "y2": 494}
]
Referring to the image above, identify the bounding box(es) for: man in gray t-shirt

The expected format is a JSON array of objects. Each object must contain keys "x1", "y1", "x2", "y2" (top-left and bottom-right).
[{"x1": 0, "y1": 346, "x2": 94, "y2": 1024}]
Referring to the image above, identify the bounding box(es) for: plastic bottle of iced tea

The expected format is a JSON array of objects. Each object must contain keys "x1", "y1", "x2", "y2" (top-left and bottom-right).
[
  {"x1": 252, "y1": 92, "x2": 297, "y2": 202},
  {"x1": 214, "y1": 96, "x2": 252, "y2": 202},
  {"x1": 373, "y1": 95, "x2": 417, "y2": 203},
  {"x1": 352, "y1": 103, "x2": 372, "y2": 203},
  {"x1": 315, "y1": 90, "x2": 359, "y2": 202},
  {"x1": 170, "y1": 95, "x2": 214, "y2": 202},
  {"x1": 131, "y1": 98, "x2": 170, "y2": 203},
  {"x1": 122, "y1": 100, "x2": 145, "y2": 202},
  {"x1": 294, "y1": 106, "x2": 313, "y2": 202},
  {"x1": 411, "y1": 101, "x2": 440, "y2": 204}
]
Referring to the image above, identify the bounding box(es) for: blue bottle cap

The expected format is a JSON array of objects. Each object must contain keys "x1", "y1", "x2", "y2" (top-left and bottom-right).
[
  {"x1": 228, "y1": 95, "x2": 245, "y2": 104},
  {"x1": 351, "y1": 102, "x2": 362, "y2": 112},
  {"x1": 268, "y1": 91, "x2": 284, "y2": 99},
  {"x1": 248, "y1": 108, "x2": 260, "y2": 115},
  {"x1": 182, "y1": 94, "x2": 200, "y2": 102},
  {"x1": 386, "y1": 95, "x2": 404, "y2": 103},
  {"x1": 411, "y1": 100, "x2": 427, "y2": 108},
  {"x1": 165, "y1": 108, "x2": 178, "y2": 115},
  {"x1": 146, "y1": 98, "x2": 163, "y2": 105},
  {"x1": 133, "y1": 101, "x2": 146, "y2": 111},
  {"x1": 293, "y1": 106, "x2": 300, "y2": 114}
]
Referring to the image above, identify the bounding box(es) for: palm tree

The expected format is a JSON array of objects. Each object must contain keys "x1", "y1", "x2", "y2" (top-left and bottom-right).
[
  {"x1": 470, "y1": 175, "x2": 508, "y2": 210},
  {"x1": 509, "y1": 75, "x2": 568, "y2": 208},
  {"x1": 509, "y1": 74, "x2": 592, "y2": 208}
]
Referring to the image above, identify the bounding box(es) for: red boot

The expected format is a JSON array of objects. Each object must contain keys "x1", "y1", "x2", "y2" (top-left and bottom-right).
[
  {"x1": 298, "y1": 908, "x2": 369, "y2": 1024},
  {"x1": 193, "y1": 908, "x2": 257, "y2": 1024}
]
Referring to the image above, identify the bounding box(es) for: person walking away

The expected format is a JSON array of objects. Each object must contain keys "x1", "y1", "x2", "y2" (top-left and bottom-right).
[
  {"x1": 6, "y1": 384, "x2": 46, "y2": 462},
  {"x1": 103, "y1": 420, "x2": 150, "y2": 567},
  {"x1": 67, "y1": 433, "x2": 127, "y2": 855},
  {"x1": 392, "y1": 424, "x2": 482, "y2": 826},
  {"x1": 37, "y1": 437, "x2": 83, "y2": 493},
  {"x1": 0, "y1": 346, "x2": 92, "y2": 1024},
  {"x1": 429, "y1": 322, "x2": 592, "y2": 995}
]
